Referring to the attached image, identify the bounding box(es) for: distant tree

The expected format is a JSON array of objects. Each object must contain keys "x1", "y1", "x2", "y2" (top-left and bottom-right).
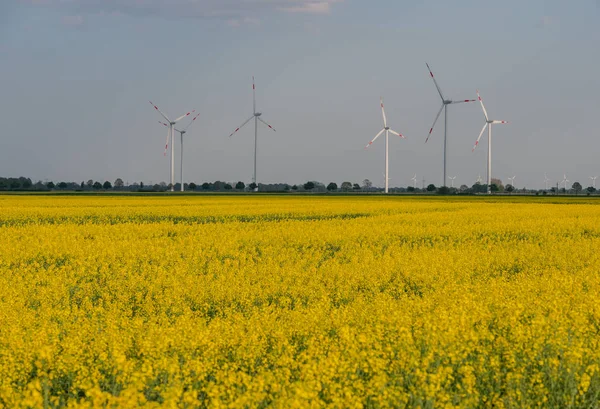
[
  {"x1": 86, "y1": 180, "x2": 94, "y2": 188},
  {"x1": 292, "y1": 185, "x2": 298, "y2": 191},
  {"x1": 362, "y1": 179, "x2": 373, "y2": 191},
  {"x1": 572, "y1": 182, "x2": 582, "y2": 195},
  {"x1": 235, "y1": 181, "x2": 245, "y2": 190},
  {"x1": 92, "y1": 182, "x2": 101, "y2": 189},
  {"x1": 224, "y1": 183, "x2": 233, "y2": 190},
  {"x1": 353, "y1": 183, "x2": 361, "y2": 191},
  {"x1": 80, "y1": 181, "x2": 85, "y2": 189},
  {"x1": 490, "y1": 183, "x2": 499, "y2": 192},
  {"x1": 437, "y1": 186, "x2": 450, "y2": 195},
  {"x1": 341, "y1": 181, "x2": 353, "y2": 192},
  {"x1": 202, "y1": 182, "x2": 211, "y2": 190},
  {"x1": 407, "y1": 186, "x2": 415, "y2": 192},
  {"x1": 426, "y1": 184, "x2": 436, "y2": 192},
  {"x1": 47, "y1": 181, "x2": 55, "y2": 189},
  {"x1": 188, "y1": 182, "x2": 197, "y2": 190},
  {"x1": 587, "y1": 186, "x2": 596, "y2": 193},
  {"x1": 153, "y1": 184, "x2": 162, "y2": 191},
  {"x1": 249, "y1": 182, "x2": 258, "y2": 191},
  {"x1": 114, "y1": 178, "x2": 124, "y2": 189},
  {"x1": 284, "y1": 184, "x2": 291, "y2": 191},
  {"x1": 140, "y1": 182, "x2": 144, "y2": 189},
  {"x1": 103, "y1": 181, "x2": 112, "y2": 189},
  {"x1": 459, "y1": 184, "x2": 469, "y2": 193},
  {"x1": 58, "y1": 182, "x2": 68, "y2": 189},
  {"x1": 491, "y1": 178, "x2": 504, "y2": 192},
  {"x1": 304, "y1": 181, "x2": 315, "y2": 191},
  {"x1": 22, "y1": 179, "x2": 32, "y2": 189},
  {"x1": 505, "y1": 184, "x2": 515, "y2": 194},
  {"x1": 10, "y1": 180, "x2": 20, "y2": 189},
  {"x1": 174, "y1": 183, "x2": 182, "y2": 191},
  {"x1": 327, "y1": 182, "x2": 338, "y2": 191}
]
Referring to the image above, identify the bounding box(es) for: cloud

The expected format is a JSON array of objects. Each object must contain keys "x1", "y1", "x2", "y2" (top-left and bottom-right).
[
  {"x1": 21, "y1": 0, "x2": 345, "y2": 19},
  {"x1": 61, "y1": 14, "x2": 84, "y2": 26}
]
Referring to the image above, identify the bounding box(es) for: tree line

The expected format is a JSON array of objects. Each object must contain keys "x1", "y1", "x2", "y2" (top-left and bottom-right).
[{"x1": 0, "y1": 176, "x2": 596, "y2": 195}]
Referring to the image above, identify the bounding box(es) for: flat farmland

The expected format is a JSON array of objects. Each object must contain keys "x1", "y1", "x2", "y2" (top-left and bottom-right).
[{"x1": 1, "y1": 195, "x2": 600, "y2": 408}]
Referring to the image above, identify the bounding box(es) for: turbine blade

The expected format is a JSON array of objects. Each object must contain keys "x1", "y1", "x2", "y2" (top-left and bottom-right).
[
  {"x1": 149, "y1": 101, "x2": 170, "y2": 123},
  {"x1": 450, "y1": 99, "x2": 477, "y2": 104},
  {"x1": 472, "y1": 123, "x2": 489, "y2": 152},
  {"x1": 388, "y1": 129, "x2": 405, "y2": 139},
  {"x1": 476, "y1": 90, "x2": 489, "y2": 121},
  {"x1": 380, "y1": 97, "x2": 387, "y2": 127},
  {"x1": 163, "y1": 127, "x2": 170, "y2": 156},
  {"x1": 258, "y1": 117, "x2": 276, "y2": 132},
  {"x1": 366, "y1": 129, "x2": 385, "y2": 148},
  {"x1": 492, "y1": 120, "x2": 508, "y2": 124},
  {"x1": 228, "y1": 115, "x2": 254, "y2": 137},
  {"x1": 426, "y1": 63, "x2": 445, "y2": 101},
  {"x1": 174, "y1": 110, "x2": 195, "y2": 123},
  {"x1": 425, "y1": 104, "x2": 445, "y2": 143},
  {"x1": 158, "y1": 121, "x2": 169, "y2": 127},
  {"x1": 182, "y1": 112, "x2": 201, "y2": 131}
]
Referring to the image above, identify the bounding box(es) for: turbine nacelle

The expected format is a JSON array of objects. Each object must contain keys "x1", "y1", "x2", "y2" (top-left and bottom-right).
[{"x1": 255, "y1": 112, "x2": 262, "y2": 117}]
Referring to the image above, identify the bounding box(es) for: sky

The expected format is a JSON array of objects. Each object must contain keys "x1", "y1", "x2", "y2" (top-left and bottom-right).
[{"x1": 1, "y1": 0, "x2": 599, "y2": 189}]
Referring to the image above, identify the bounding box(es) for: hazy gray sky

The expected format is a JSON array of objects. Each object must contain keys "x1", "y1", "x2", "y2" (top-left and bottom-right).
[{"x1": 1, "y1": 0, "x2": 599, "y2": 189}]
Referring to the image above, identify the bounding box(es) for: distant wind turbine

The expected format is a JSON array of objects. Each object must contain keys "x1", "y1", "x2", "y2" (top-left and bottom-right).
[
  {"x1": 448, "y1": 176, "x2": 456, "y2": 188},
  {"x1": 477, "y1": 174, "x2": 483, "y2": 184},
  {"x1": 590, "y1": 176, "x2": 597, "y2": 189},
  {"x1": 228, "y1": 77, "x2": 277, "y2": 192},
  {"x1": 149, "y1": 101, "x2": 194, "y2": 191},
  {"x1": 508, "y1": 176, "x2": 516, "y2": 187},
  {"x1": 561, "y1": 174, "x2": 570, "y2": 190},
  {"x1": 544, "y1": 173, "x2": 551, "y2": 190},
  {"x1": 365, "y1": 97, "x2": 406, "y2": 194},
  {"x1": 425, "y1": 63, "x2": 476, "y2": 186},
  {"x1": 159, "y1": 112, "x2": 201, "y2": 191},
  {"x1": 471, "y1": 90, "x2": 509, "y2": 195},
  {"x1": 411, "y1": 174, "x2": 417, "y2": 189}
]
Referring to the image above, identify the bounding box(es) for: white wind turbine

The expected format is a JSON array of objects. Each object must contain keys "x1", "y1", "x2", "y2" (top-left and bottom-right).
[
  {"x1": 561, "y1": 174, "x2": 570, "y2": 191},
  {"x1": 411, "y1": 174, "x2": 417, "y2": 189},
  {"x1": 149, "y1": 101, "x2": 194, "y2": 191},
  {"x1": 508, "y1": 176, "x2": 516, "y2": 188},
  {"x1": 448, "y1": 176, "x2": 456, "y2": 188},
  {"x1": 544, "y1": 173, "x2": 551, "y2": 190},
  {"x1": 477, "y1": 174, "x2": 483, "y2": 184},
  {"x1": 471, "y1": 90, "x2": 509, "y2": 195},
  {"x1": 365, "y1": 97, "x2": 406, "y2": 194},
  {"x1": 228, "y1": 77, "x2": 277, "y2": 192},
  {"x1": 590, "y1": 176, "x2": 597, "y2": 189},
  {"x1": 158, "y1": 112, "x2": 201, "y2": 191},
  {"x1": 425, "y1": 63, "x2": 476, "y2": 186}
]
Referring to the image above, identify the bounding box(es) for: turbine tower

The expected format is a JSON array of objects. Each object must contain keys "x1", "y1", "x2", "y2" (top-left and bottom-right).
[
  {"x1": 365, "y1": 97, "x2": 406, "y2": 194},
  {"x1": 471, "y1": 90, "x2": 509, "y2": 195},
  {"x1": 228, "y1": 77, "x2": 277, "y2": 192},
  {"x1": 590, "y1": 176, "x2": 597, "y2": 189},
  {"x1": 159, "y1": 112, "x2": 200, "y2": 191},
  {"x1": 425, "y1": 63, "x2": 476, "y2": 186},
  {"x1": 149, "y1": 101, "x2": 194, "y2": 191}
]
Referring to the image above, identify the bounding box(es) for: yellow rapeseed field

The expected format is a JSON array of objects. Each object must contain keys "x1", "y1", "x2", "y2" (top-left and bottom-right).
[{"x1": 1, "y1": 195, "x2": 600, "y2": 408}]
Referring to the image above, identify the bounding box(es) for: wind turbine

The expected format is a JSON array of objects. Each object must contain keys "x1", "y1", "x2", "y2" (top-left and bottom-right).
[
  {"x1": 471, "y1": 90, "x2": 509, "y2": 195},
  {"x1": 228, "y1": 77, "x2": 277, "y2": 192},
  {"x1": 365, "y1": 97, "x2": 406, "y2": 194},
  {"x1": 508, "y1": 176, "x2": 516, "y2": 188},
  {"x1": 149, "y1": 101, "x2": 194, "y2": 191},
  {"x1": 561, "y1": 174, "x2": 570, "y2": 191},
  {"x1": 425, "y1": 63, "x2": 476, "y2": 186},
  {"x1": 159, "y1": 112, "x2": 200, "y2": 191},
  {"x1": 411, "y1": 174, "x2": 417, "y2": 189},
  {"x1": 590, "y1": 176, "x2": 597, "y2": 189},
  {"x1": 448, "y1": 176, "x2": 456, "y2": 188},
  {"x1": 544, "y1": 173, "x2": 551, "y2": 190},
  {"x1": 477, "y1": 174, "x2": 483, "y2": 184}
]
